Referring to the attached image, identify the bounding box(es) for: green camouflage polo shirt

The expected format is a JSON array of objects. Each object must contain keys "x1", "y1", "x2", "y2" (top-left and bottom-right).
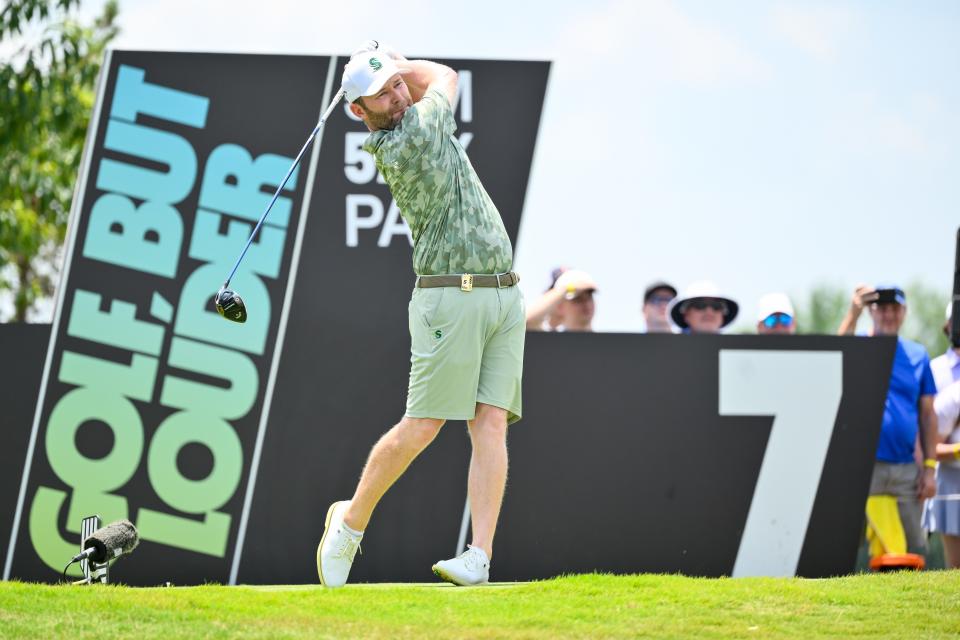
[{"x1": 362, "y1": 88, "x2": 513, "y2": 276}]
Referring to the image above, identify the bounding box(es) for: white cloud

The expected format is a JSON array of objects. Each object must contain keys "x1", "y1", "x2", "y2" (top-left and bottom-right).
[{"x1": 773, "y1": 4, "x2": 858, "y2": 62}]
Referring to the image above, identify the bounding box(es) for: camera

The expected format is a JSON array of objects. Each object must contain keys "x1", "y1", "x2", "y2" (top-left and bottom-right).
[{"x1": 873, "y1": 288, "x2": 904, "y2": 305}]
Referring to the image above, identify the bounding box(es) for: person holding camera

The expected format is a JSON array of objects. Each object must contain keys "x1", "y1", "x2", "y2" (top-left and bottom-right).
[{"x1": 838, "y1": 284, "x2": 938, "y2": 556}]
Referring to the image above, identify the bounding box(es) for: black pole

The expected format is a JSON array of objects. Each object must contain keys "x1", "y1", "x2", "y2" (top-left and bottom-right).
[{"x1": 952, "y1": 227, "x2": 960, "y2": 348}]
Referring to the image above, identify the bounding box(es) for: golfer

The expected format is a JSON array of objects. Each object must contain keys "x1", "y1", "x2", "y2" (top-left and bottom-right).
[{"x1": 317, "y1": 42, "x2": 524, "y2": 587}]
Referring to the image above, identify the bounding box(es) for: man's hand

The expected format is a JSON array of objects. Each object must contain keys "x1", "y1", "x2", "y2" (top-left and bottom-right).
[
  {"x1": 850, "y1": 284, "x2": 879, "y2": 314},
  {"x1": 838, "y1": 284, "x2": 879, "y2": 335},
  {"x1": 917, "y1": 467, "x2": 936, "y2": 499}
]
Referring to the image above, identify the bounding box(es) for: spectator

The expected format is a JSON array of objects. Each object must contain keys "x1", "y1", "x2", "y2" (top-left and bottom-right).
[
  {"x1": 525, "y1": 267, "x2": 597, "y2": 332},
  {"x1": 838, "y1": 283, "x2": 938, "y2": 556},
  {"x1": 668, "y1": 281, "x2": 738, "y2": 334},
  {"x1": 756, "y1": 293, "x2": 797, "y2": 335},
  {"x1": 642, "y1": 281, "x2": 677, "y2": 333},
  {"x1": 924, "y1": 303, "x2": 960, "y2": 569}
]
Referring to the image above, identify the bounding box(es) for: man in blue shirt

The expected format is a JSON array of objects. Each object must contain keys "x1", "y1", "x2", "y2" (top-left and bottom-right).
[{"x1": 839, "y1": 284, "x2": 938, "y2": 554}]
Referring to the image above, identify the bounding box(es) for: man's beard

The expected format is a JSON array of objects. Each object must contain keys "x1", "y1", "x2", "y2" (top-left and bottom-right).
[{"x1": 361, "y1": 99, "x2": 411, "y2": 131}]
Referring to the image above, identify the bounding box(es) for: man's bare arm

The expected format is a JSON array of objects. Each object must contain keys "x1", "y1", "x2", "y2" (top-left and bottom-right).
[
  {"x1": 354, "y1": 42, "x2": 457, "y2": 105},
  {"x1": 920, "y1": 395, "x2": 939, "y2": 460},
  {"x1": 838, "y1": 284, "x2": 877, "y2": 335},
  {"x1": 396, "y1": 58, "x2": 457, "y2": 106},
  {"x1": 917, "y1": 395, "x2": 938, "y2": 499}
]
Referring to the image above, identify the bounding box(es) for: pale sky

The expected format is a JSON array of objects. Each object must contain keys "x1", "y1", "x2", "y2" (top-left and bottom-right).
[{"x1": 7, "y1": 0, "x2": 960, "y2": 331}]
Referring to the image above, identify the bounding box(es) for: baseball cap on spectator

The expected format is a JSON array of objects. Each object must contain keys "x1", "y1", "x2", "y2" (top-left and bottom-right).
[
  {"x1": 644, "y1": 281, "x2": 677, "y2": 304},
  {"x1": 669, "y1": 280, "x2": 739, "y2": 329},
  {"x1": 549, "y1": 267, "x2": 598, "y2": 300},
  {"x1": 756, "y1": 292, "x2": 795, "y2": 323},
  {"x1": 872, "y1": 283, "x2": 906, "y2": 305}
]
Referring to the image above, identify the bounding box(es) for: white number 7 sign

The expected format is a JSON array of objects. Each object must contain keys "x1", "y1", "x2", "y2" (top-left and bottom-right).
[{"x1": 719, "y1": 350, "x2": 843, "y2": 577}]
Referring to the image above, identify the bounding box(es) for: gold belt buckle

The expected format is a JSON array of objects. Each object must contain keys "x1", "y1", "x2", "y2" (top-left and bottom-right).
[{"x1": 460, "y1": 274, "x2": 473, "y2": 292}]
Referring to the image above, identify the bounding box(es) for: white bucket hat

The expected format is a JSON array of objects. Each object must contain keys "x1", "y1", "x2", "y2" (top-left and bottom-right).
[{"x1": 669, "y1": 280, "x2": 739, "y2": 329}]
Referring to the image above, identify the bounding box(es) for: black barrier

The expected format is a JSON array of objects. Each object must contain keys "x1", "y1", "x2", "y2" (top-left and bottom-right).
[
  {"x1": 0, "y1": 324, "x2": 50, "y2": 560},
  {"x1": 243, "y1": 332, "x2": 894, "y2": 582},
  {"x1": 4, "y1": 325, "x2": 895, "y2": 583},
  {"x1": 499, "y1": 333, "x2": 894, "y2": 579}
]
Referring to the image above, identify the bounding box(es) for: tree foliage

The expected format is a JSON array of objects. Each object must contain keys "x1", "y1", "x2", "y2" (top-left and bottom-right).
[
  {"x1": 795, "y1": 282, "x2": 848, "y2": 336},
  {"x1": 0, "y1": 0, "x2": 118, "y2": 321}
]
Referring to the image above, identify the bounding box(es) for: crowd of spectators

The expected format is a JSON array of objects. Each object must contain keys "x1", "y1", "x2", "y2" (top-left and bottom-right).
[
  {"x1": 526, "y1": 268, "x2": 960, "y2": 569},
  {"x1": 525, "y1": 267, "x2": 789, "y2": 336}
]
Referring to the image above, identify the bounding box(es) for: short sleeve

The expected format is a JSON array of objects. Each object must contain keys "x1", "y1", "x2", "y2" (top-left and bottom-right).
[
  {"x1": 920, "y1": 357, "x2": 937, "y2": 397},
  {"x1": 402, "y1": 87, "x2": 456, "y2": 142}
]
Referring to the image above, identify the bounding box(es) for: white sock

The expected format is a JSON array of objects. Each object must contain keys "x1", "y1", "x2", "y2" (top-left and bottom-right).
[{"x1": 343, "y1": 522, "x2": 363, "y2": 537}]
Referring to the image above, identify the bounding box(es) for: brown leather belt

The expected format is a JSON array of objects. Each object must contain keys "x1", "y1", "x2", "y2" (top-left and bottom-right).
[{"x1": 415, "y1": 272, "x2": 520, "y2": 292}]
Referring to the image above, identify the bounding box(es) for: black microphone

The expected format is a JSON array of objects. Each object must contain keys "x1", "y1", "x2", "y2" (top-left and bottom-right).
[{"x1": 71, "y1": 520, "x2": 140, "y2": 564}]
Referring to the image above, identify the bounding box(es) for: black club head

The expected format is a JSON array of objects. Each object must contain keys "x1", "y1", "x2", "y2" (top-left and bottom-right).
[{"x1": 215, "y1": 288, "x2": 247, "y2": 323}]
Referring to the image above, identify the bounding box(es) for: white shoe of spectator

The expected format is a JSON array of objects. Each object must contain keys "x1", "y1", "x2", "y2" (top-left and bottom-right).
[
  {"x1": 432, "y1": 545, "x2": 490, "y2": 586},
  {"x1": 316, "y1": 501, "x2": 362, "y2": 588}
]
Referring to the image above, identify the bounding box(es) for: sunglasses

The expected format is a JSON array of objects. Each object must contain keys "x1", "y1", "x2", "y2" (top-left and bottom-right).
[
  {"x1": 684, "y1": 299, "x2": 728, "y2": 314},
  {"x1": 763, "y1": 313, "x2": 793, "y2": 328},
  {"x1": 647, "y1": 295, "x2": 674, "y2": 305}
]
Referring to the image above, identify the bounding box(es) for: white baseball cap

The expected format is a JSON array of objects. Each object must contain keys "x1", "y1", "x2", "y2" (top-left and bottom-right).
[
  {"x1": 551, "y1": 268, "x2": 599, "y2": 300},
  {"x1": 756, "y1": 292, "x2": 795, "y2": 322},
  {"x1": 342, "y1": 52, "x2": 404, "y2": 102}
]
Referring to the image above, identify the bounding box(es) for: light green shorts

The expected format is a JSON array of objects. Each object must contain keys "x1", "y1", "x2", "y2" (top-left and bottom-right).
[{"x1": 406, "y1": 284, "x2": 524, "y2": 424}]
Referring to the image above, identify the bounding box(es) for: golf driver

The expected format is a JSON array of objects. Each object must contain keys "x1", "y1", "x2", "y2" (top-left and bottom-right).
[{"x1": 215, "y1": 88, "x2": 346, "y2": 323}]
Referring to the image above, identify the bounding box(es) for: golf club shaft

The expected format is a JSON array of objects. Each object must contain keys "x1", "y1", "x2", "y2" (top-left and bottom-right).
[{"x1": 221, "y1": 89, "x2": 346, "y2": 289}]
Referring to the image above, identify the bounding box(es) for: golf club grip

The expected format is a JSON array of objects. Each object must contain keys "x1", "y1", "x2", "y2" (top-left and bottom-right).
[
  {"x1": 221, "y1": 89, "x2": 346, "y2": 289},
  {"x1": 952, "y1": 227, "x2": 960, "y2": 347}
]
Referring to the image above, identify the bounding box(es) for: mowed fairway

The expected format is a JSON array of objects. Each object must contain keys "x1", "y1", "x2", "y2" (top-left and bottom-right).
[{"x1": 1, "y1": 572, "x2": 958, "y2": 639}]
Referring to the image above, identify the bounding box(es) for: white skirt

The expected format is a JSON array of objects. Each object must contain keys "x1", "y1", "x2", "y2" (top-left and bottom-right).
[{"x1": 923, "y1": 464, "x2": 960, "y2": 536}]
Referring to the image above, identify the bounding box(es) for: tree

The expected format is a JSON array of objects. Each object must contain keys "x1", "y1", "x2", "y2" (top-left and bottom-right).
[
  {"x1": 796, "y1": 282, "x2": 849, "y2": 336},
  {"x1": 0, "y1": 0, "x2": 118, "y2": 321},
  {"x1": 901, "y1": 280, "x2": 950, "y2": 357}
]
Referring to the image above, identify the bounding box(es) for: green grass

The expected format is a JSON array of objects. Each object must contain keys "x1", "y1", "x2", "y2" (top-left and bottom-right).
[{"x1": 1, "y1": 572, "x2": 958, "y2": 639}]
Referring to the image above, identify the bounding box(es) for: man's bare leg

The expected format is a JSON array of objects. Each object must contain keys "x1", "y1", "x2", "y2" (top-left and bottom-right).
[
  {"x1": 465, "y1": 403, "x2": 509, "y2": 559},
  {"x1": 943, "y1": 533, "x2": 960, "y2": 570},
  {"x1": 343, "y1": 417, "x2": 445, "y2": 531}
]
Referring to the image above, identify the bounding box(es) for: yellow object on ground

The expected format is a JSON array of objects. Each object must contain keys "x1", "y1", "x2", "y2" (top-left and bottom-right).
[{"x1": 865, "y1": 494, "x2": 907, "y2": 557}]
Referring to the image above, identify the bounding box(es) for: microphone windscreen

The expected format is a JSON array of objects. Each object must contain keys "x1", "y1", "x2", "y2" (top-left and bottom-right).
[{"x1": 88, "y1": 519, "x2": 139, "y2": 561}]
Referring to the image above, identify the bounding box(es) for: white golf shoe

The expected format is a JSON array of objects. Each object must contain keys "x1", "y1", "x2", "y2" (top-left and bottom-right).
[
  {"x1": 316, "y1": 501, "x2": 362, "y2": 588},
  {"x1": 432, "y1": 545, "x2": 490, "y2": 586}
]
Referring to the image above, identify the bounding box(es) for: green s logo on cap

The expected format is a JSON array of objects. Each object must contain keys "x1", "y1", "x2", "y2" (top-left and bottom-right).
[{"x1": 369, "y1": 57, "x2": 383, "y2": 71}]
